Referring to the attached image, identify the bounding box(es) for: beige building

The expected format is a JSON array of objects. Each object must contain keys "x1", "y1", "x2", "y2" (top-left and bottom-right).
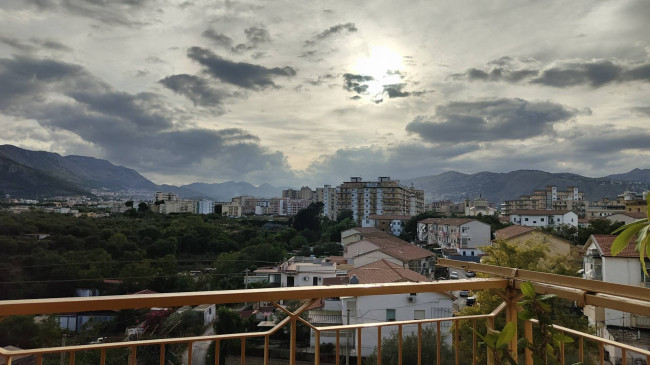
[
  {"x1": 337, "y1": 177, "x2": 424, "y2": 225},
  {"x1": 316, "y1": 185, "x2": 338, "y2": 220},
  {"x1": 340, "y1": 227, "x2": 390, "y2": 246},
  {"x1": 501, "y1": 186, "x2": 585, "y2": 216},
  {"x1": 494, "y1": 225, "x2": 576, "y2": 257}
]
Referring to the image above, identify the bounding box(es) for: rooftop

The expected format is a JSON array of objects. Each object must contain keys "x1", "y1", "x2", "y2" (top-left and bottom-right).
[
  {"x1": 511, "y1": 209, "x2": 572, "y2": 215},
  {"x1": 347, "y1": 259, "x2": 429, "y2": 284},
  {"x1": 494, "y1": 225, "x2": 536, "y2": 240},
  {"x1": 586, "y1": 234, "x2": 638, "y2": 258},
  {"x1": 419, "y1": 217, "x2": 476, "y2": 225}
]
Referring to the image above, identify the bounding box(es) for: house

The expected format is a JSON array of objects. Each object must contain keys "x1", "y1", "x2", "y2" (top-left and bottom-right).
[
  {"x1": 494, "y1": 226, "x2": 576, "y2": 257},
  {"x1": 606, "y1": 212, "x2": 646, "y2": 225},
  {"x1": 192, "y1": 304, "x2": 216, "y2": 326},
  {"x1": 416, "y1": 218, "x2": 490, "y2": 256},
  {"x1": 582, "y1": 234, "x2": 650, "y2": 364},
  {"x1": 340, "y1": 227, "x2": 390, "y2": 245},
  {"x1": 463, "y1": 196, "x2": 497, "y2": 216},
  {"x1": 343, "y1": 236, "x2": 435, "y2": 276},
  {"x1": 509, "y1": 209, "x2": 578, "y2": 228},
  {"x1": 247, "y1": 256, "x2": 342, "y2": 288},
  {"x1": 339, "y1": 260, "x2": 454, "y2": 356},
  {"x1": 364, "y1": 214, "x2": 412, "y2": 237}
]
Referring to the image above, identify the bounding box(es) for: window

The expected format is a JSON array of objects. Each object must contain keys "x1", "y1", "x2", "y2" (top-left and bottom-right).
[
  {"x1": 524, "y1": 218, "x2": 529, "y2": 221},
  {"x1": 541, "y1": 218, "x2": 545, "y2": 222},
  {"x1": 414, "y1": 310, "x2": 425, "y2": 320},
  {"x1": 386, "y1": 309, "x2": 396, "y2": 322}
]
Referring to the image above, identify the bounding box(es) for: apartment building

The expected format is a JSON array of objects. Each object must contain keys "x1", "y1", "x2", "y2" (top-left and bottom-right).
[
  {"x1": 416, "y1": 218, "x2": 490, "y2": 256},
  {"x1": 501, "y1": 186, "x2": 585, "y2": 216},
  {"x1": 509, "y1": 209, "x2": 578, "y2": 228},
  {"x1": 316, "y1": 185, "x2": 338, "y2": 220},
  {"x1": 154, "y1": 191, "x2": 179, "y2": 202},
  {"x1": 337, "y1": 177, "x2": 424, "y2": 225}
]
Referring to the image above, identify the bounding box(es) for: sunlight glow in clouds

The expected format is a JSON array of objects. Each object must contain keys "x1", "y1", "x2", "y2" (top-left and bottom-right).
[{"x1": 354, "y1": 46, "x2": 404, "y2": 100}]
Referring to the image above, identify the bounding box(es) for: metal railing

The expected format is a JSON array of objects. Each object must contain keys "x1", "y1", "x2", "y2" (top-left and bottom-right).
[{"x1": 1, "y1": 259, "x2": 649, "y2": 365}]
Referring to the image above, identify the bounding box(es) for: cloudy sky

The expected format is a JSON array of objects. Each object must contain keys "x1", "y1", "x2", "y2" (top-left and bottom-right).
[{"x1": 1, "y1": 1, "x2": 649, "y2": 187}]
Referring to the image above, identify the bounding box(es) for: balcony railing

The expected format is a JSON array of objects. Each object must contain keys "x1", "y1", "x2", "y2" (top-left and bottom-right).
[{"x1": 1, "y1": 259, "x2": 650, "y2": 365}]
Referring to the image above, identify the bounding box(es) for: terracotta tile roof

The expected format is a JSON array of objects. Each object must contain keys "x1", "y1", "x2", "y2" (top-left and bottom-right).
[
  {"x1": 617, "y1": 212, "x2": 647, "y2": 219},
  {"x1": 380, "y1": 244, "x2": 434, "y2": 261},
  {"x1": 348, "y1": 259, "x2": 430, "y2": 284},
  {"x1": 341, "y1": 227, "x2": 390, "y2": 238},
  {"x1": 495, "y1": 225, "x2": 536, "y2": 240},
  {"x1": 323, "y1": 276, "x2": 350, "y2": 285},
  {"x1": 511, "y1": 209, "x2": 572, "y2": 215},
  {"x1": 588, "y1": 234, "x2": 638, "y2": 258},
  {"x1": 363, "y1": 236, "x2": 411, "y2": 248},
  {"x1": 419, "y1": 218, "x2": 475, "y2": 225},
  {"x1": 326, "y1": 256, "x2": 349, "y2": 265},
  {"x1": 367, "y1": 214, "x2": 412, "y2": 220}
]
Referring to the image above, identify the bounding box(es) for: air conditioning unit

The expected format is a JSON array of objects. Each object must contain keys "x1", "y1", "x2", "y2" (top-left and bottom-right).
[
  {"x1": 407, "y1": 296, "x2": 415, "y2": 303},
  {"x1": 303, "y1": 276, "x2": 310, "y2": 281}
]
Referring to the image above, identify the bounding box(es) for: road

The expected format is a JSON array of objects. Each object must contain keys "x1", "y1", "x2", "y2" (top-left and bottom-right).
[{"x1": 181, "y1": 325, "x2": 214, "y2": 365}]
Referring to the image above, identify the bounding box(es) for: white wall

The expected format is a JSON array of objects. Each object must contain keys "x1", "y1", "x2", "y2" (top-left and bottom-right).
[{"x1": 342, "y1": 293, "x2": 453, "y2": 356}]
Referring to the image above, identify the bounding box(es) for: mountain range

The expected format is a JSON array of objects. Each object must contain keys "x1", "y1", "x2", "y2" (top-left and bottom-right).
[{"x1": 1, "y1": 144, "x2": 648, "y2": 203}]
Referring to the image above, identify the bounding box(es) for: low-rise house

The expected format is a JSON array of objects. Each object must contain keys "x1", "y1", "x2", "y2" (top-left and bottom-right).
[
  {"x1": 509, "y1": 209, "x2": 578, "y2": 228},
  {"x1": 606, "y1": 212, "x2": 646, "y2": 226},
  {"x1": 582, "y1": 234, "x2": 650, "y2": 364},
  {"x1": 341, "y1": 227, "x2": 390, "y2": 246},
  {"x1": 494, "y1": 226, "x2": 576, "y2": 257},
  {"x1": 344, "y1": 236, "x2": 435, "y2": 275},
  {"x1": 247, "y1": 256, "x2": 341, "y2": 288},
  {"x1": 340, "y1": 260, "x2": 454, "y2": 356},
  {"x1": 416, "y1": 218, "x2": 490, "y2": 257},
  {"x1": 192, "y1": 304, "x2": 216, "y2": 326}
]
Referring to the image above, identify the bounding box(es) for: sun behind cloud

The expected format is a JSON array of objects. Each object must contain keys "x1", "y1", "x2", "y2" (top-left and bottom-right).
[{"x1": 353, "y1": 46, "x2": 404, "y2": 100}]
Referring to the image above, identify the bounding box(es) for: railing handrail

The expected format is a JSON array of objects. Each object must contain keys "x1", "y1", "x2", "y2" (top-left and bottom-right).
[{"x1": 0, "y1": 279, "x2": 508, "y2": 316}]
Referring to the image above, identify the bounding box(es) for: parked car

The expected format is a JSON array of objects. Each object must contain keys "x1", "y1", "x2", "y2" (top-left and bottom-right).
[
  {"x1": 450, "y1": 271, "x2": 459, "y2": 280},
  {"x1": 465, "y1": 271, "x2": 476, "y2": 278},
  {"x1": 459, "y1": 290, "x2": 469, "y2": 297},
  {"x1": 466, "y1": 296, "x2": 476, "y2": 306}
]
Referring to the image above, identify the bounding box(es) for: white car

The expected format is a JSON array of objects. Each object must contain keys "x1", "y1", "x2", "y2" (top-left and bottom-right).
[{"x1": 450, "y1": 271, "x2": 459, "y2": 279}]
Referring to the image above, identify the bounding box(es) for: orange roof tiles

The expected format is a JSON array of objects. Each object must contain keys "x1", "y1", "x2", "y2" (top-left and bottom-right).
[
  {"x1": 348, "y1": 259, "x2": 429, "y2": 284},
  {"x1": 419, "y1": 218, "x2": 475, "y2": 225},
  {"x1": 494, "y1": 225, "x2": 536, "y2": 240},
  {"x1": 588, "y1": 234, "x2": 638, "y2": 258},
  {"x1": 380, "y1": 245, "x2": 434, "y2": 261}
]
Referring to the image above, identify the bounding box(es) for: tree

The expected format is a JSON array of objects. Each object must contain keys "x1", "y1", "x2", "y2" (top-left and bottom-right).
[
  {"x1": 137, "y1": 202, "x2": 149, "y2": 212},
  {"x1": 207, "y1": 307, "x2": 246, "y2": 365},
  {"x1": 292, "y1": 202, "x2": 324, "y2": 233},
  {"x1": 365, "y1": 326, "x2": 452, "y2": 365}
]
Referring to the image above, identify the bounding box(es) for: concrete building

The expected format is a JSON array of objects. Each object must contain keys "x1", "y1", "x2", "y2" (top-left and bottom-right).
[
  {"x1": 154, "y1": 192, "x2": 179, "y2": 202},
  {"x1": 341, "y1": 227, "x2": 390, "y2": 246},
  {"x1": 606, "y1": 212, "x2": 647, "y2": 225},
  {"x1": 464, "y1": 196, "x2": 497, "y2": 216},
  {"x1": 416, "y1": 218, "x2": 490, "y2": 257},
  {"x1": 316, "y1": 185, "x2": 338, "y2": 220},
  {"x1": 501, "y1": 186, "x2": 585, "y2": 217},
  {"x1": 364, "y1": 214, "x2": 411, "y2": 237},
  {"x1": 582, "y1": 234, "x2": 650, "y2": 363},
  {"x1": 196, "y1": 199, "x2": 213, "y2": 215},
  {"x1": 344, "y1": 236, "x2": 435, "y2": 276},
  {"x1": 340, "y1": 260, "x2": 453, "y2": 356},
  {"x1": 509, "y1": 209, "x2": 578, "y2": 228},
  {"x1": 337, "y1": 177, "x2": 424, "y2": 226},
  {"x1": 494, "y1": 226, "x2": 576, "y2": 258},
  {"x1": 247, "y1": 256, "x2": 343, "y2": 288}
]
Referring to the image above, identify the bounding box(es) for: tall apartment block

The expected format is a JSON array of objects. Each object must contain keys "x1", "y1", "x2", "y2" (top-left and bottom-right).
[
  {"x1": 316, "y1": 185, "x2": 338, "y2": 221},
  {"x1": 337, "y1": 177, "x2": 424, "y2": 225}
]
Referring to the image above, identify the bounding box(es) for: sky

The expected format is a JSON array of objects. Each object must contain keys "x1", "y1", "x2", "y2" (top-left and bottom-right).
[{"x1": 1, "y1": 0, "x2": 649, "y2": 187}]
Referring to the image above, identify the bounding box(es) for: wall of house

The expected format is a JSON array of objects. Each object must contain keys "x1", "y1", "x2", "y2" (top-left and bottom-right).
[
  {"x1": 352, "y1": 251, "x2": 401, "y2": 268},
  {"x1": 344, "y1": 240, "x2": 379, "y2": 259},
  {"x1": 342, "y1": 293, "x2": 453, "y2": 356},
  {"x1": 463, "y1": 221, "x2": 491, "y2": 248}
]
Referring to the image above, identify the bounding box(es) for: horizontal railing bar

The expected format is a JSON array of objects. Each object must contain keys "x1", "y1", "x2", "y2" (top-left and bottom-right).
[
  {"x1": 527, "y1": 319, "x2": 650, "y2": 356},
  {"x1": 0, "y1": 279, "x2": 508, "y2": 316},
  {"x1": 315, "y1": 312, "x2": 496, "y2": 331},
  {"x1": 438, "y1": 258, "x2": 650, "y2": 302}
]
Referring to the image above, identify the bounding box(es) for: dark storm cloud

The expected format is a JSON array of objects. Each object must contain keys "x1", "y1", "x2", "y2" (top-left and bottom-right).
[
  {"x1": 342, "y1": 73, "x2": 373, "y2": 94},
  {"x1": 0, "y1": 36, "x2": 71, "y2": 53},
  {"x1": 0, "y1": 55, "x2": 293, "y2": 182},
  {"x1": 159, "y1": 74, "x2": 228, "y2": 109},
  {"x1": 459, "y1": 58, "x2": 650, "y2": 88},
  {"x1": 202, "y1": 29, "x2": 233, "y2": 48},
  {"x1": 230, "y1": 26, "x2": 272, "y2": 53},
  {"x1": 304, "y1": 22, "x2": 357, "y2": 46},
  {"x1": 187, "y1": 46, "x2": 296, "y2": 89},
  {"x1": 405, "y1": 98, "x2": 577, "y2": 143}
]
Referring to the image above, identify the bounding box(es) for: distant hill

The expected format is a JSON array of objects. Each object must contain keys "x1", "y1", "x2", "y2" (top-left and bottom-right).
[
  {"x1": 402, "y1": 169, "x2": 649, "y2": 204},
  {"x1": 0, "y1": 145, "x2": 157, "y2": 192},
  {"x1": 605, "y1": 169, "x2": 650, "y2": 185},
  {"x1": 0, "y1": 155, "x2": 89, "y2": 198},
  {"x1": 0, "y1": 145, "x2": 283, "y2": 200}
]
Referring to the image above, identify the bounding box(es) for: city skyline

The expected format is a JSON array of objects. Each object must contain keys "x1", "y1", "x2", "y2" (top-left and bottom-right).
[{"x1": 1, "y1": 1, "x2": 649, "y2": 187}]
